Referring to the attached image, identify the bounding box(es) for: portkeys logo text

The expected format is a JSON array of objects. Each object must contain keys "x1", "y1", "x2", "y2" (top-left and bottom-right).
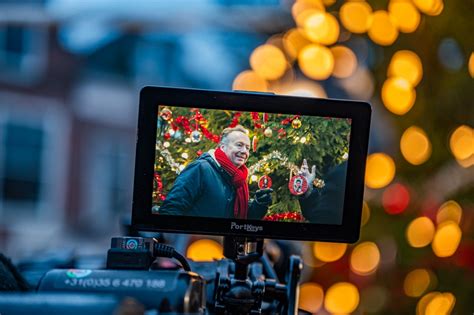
[{"x1": 230, "y1": 222, "x2": 263, "y2": 232}]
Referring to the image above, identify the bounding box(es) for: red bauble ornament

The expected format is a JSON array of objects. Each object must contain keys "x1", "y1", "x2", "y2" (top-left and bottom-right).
[
  {"x1": 288, "y1": 175, "x2": 308, "y2": 196},
  {"x1": 164, "y1": 132, "x2": 171, "y2": 140},
  {"x1": 258, "y1": 175, "x2": 272, "y2": 189}
]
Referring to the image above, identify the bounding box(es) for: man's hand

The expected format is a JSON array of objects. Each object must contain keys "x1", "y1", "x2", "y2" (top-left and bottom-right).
[
  {"x1": 255, "y1": 188, "x2": 273, "y2": 206},
  {"x1": 300, "y1": 159, "x2": 316, "y2": 196}
]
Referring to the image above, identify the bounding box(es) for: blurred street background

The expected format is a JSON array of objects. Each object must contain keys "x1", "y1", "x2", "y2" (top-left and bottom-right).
[{"x1": 0, "y1": 0, "x2": 472, "y2": 314}]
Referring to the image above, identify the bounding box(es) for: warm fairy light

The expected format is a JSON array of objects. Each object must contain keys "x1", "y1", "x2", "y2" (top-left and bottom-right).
[
  {"x1": 250, "y1": 175, "x2": 258, "y2": 182},
  {"x1": 404, "y1": 269, "x2": 432, "y2": 297},
  {"x1": 425, "y1": 292, "x2": 455, "y2": 315},
  {"x1": 361, "y1": 201, "x2": 370, "y2": 226},
  {"x1": 163, "y1": 141, "x2": 170, "y2": 148},
  {"x1": 388, "y1": 50, "x2": 423, "y2": 86},
  {"x1": 300, "y1": 136, "x2": 307, "y2": 143},
  {"x1": 432, "y1": 221, "x2": 462, "y2": 257},
  {"x1": 389, "y1": 0, "x2": 421, "y2": 33},
  {"x1": 382, "y1": 183, "x2": 410, "y2": 214},
  {"x1": 350, "y1": 242, "x2": 381, "y2": 275},
  {"x1": 436, "y1": 200, "x2": 462, "y2": 225},
  {"x1": 186, "y1": 239, "x2": 224, "y2": 261},
  {"x1": 324, "y1": 282, "x2": 359, "y2": 314},
  {"x1": 304, "y1": 12, "x2": 339, "y2": 46},
  {"x1": 313, "y1": 242, "x2": 347, "y2": 262},
  {"x1": 331, "y1": 45, "x2": 358, "y2": 78},
  {"x1": 449, "y1": 125, "x2": 473, "y2": 162},
  {"x1": 365, "y1": 153, "x2": 396, "y2": 189},
  {"x1": 400, "y1": 126, "x2": 432, "y2": 165},
  {"x1": 368, "y1": 10, "x2": 399, "y2": 46},
  {"x1": 417, "y1": 292, "x2": 439, "y2": 315},
  {"x1": 382, "y1": 77, "x2": 416, "y2": 115},
  {"x1": 298, "y1": 44, "x2": 335, "y2": 80},
  {"x1": 406, "y1": 217, "x2": 435, "y2": 248},
  {"x1": 413, "y1": 0, "x2": 444, "y2": 16},
  {"x1": 181, "y1": 152, "x2": 189, "y2": 159},
  {"x1": 283, "y1": 80, "x2": 327, "y2": 98},
  {"x1": 298, "y1": 282, "x2": 324, "y2": 313},
  {"x1": 232, "y1": 70, "x2": 268, "y2": 92},
  {"x1": 339, "y1": 1, "x2": 373, "y2": 34},
  {"x1": 283, "y1": 28, "x2": 311, "y2": 61},
  {"x1": 469, "y1": 52, "x2": 474, "y2": 78},
  {"x1": 292, "y1": 0, "x2": 325, "y2": 26},
  {"x1": 250, "y1": 45, "x2": 287, "y2": 81}
]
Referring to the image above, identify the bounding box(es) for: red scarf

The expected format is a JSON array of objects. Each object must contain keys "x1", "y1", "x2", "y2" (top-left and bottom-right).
[{"x1": 215, "y1": 147, "x2": 249, "y2": 219}]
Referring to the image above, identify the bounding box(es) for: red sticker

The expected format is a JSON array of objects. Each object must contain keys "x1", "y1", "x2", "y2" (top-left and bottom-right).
[
  {"x1": 288, "y1": 175, "x2": 308, "y2": 196},
  {"x1": 258, "y1": 175, "x2": 272, "y2": 189}
]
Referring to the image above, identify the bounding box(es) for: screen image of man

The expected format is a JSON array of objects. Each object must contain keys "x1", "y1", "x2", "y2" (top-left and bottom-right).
[{"x1": 158, "y1": 125, "x2": 272, "y2": 219}]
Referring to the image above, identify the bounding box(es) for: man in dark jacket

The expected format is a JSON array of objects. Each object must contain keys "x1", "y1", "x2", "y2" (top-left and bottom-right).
[{"x1": 159, "y1": 125, "x2": 272, "y2": 219}]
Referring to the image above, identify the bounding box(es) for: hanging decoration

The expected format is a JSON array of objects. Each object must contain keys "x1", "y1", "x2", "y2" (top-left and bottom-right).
[{"x1": 258, "y1": 175, "x2": 273, "y2": 189}]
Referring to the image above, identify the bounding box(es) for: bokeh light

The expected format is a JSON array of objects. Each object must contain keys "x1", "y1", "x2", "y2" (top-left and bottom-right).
[
  {"x1": 382, "y1": 77, "x2": 416, "y2": 115},
  {"x1": 361, "y1": 201, "x2": 370, "y2": 226},
  {"x1": 232, "y1": 70, "x2": 268, "y2": 92},
  {"x1": 389, "y1": 0, "x2": 421, "y2": 33},
  {"x1": 338, "y1": 66, "x2": 375, "y2": 100},
  {"x1": 432, "y1": 221, "x2": 462, "y2": 257},
  {"x1": 417, "y1": 291, "x2": 439, "y2": 315},
  {"x1": 400, "y1": 126, "x2": 432, "y2": 165},
  {"x1": 382, "y1": 183, "x2": 410, "y2": 214},
  {"x1": 350, "y1": 241, "x2": 381, "y2": 275},
  {"x1": 388, "y1": 50, "x2": 423, "y2": 86},
  {"x1": 365, "y1": 153, "x2": 396, "y2": 189},
  {"x1": 413, "y1": 0, "x2": 444, "y2": 16},
  {"x1": 406, "y1": 217, "x2": 435, "y2": 248},
  {"x1": 298, "y1": 44, "x2": 334, "y2": 80},
  {"x1": 313, "y1": 241, "x2": 347, "y2": 262},
  {"x1": 283, "y1": 28, "x2": 311, "y2": 61},
  {"x1": 449, "y1": 125, "x2": 473, "y2": 162},
  {"x1": 419, "y1": 292, "x2": 456, "y2": 315},
  {"x1": 436, "y1": 200, "x2": 462, "y2": 225},
  {"x1": 340, "y1": 1, "x2": 373, "y2": 34},
  {"x1": 324, "y1": 282, "x2": 360, "y2": 314},
  {"x1": 304, "y1": 12, "x2": 339, "y2": 45},
  {"x1": 292, "y1": 0, "x2": 325, "y2": 26},
  {"x1": 282, "y1": 80, "x2": 327, "y2": 98},
  {"x1": 298, "y1": 282, "x2": 324, "y2": 313},
  {"x1": 331, "y1": 45, "x2": 358, "y2": 78},
  {"x1": 186, "y1": 239, "x2": 224, "y2": 261},
  {"x1": 469, "y1": 52, "x2": 474, "y2": 78},
  {"x1": 368, "y1": 10, "x2": 399, "y2": 46},
  {"x1": 404, "y1": 269, "x2": 433, "y2": 297},
  {"x1": 250, "y1": 44, "x2": 287, "y2": 81}
]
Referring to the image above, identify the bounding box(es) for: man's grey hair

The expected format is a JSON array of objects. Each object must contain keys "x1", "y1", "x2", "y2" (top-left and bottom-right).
[{"x1": 219, "y1": 125, "x2": 249, "y2": 145}]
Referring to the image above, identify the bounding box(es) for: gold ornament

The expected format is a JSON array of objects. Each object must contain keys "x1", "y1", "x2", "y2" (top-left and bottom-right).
[
  {"x1": 292, "y1": 118, "x2": 302, "y2": 129},
  {"x1": 264, "y1": 127, "x2": 273, "y2": 137}
]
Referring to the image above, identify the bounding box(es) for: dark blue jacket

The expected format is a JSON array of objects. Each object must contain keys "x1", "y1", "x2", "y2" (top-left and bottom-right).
[{"x1": 159, "y1": 152, "x2": 267, "y2": 219}]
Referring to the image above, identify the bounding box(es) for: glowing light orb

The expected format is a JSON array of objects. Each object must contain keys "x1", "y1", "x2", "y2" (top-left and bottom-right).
[
  {"x1": 389, "y1": 0, "x2": 421, "y2": 33},
  {"x1": 425, "y1": 292, "x2": 456, "y2": 315},
  {"x1": 283, "y1": 28, "x2": 311, "y2": 61},
  {"x1": 449, "y1": 125, "x2": 473, "y2": 162},
  {"x1": 324, "y1": 282, "x2": 360, "y2": 314},
  {"x1": 368, "y1": 10, "x2": 399, "y2": 46},
  {"x1": 432, "y1": 221, "x2": 462, "y2": 257},
  {"x1": 436, "y1": 200, "x2": 462, "y2": 225},
  {"x1": 186, "y1": 239, "x2": 224, "y2": 261},
  {"x1": 283, "y1": 80, "x2": 327, "y2": 98},
  {"x1": 404, "y1": 269, "x2": 432, "y2": 297},
  {"x1": 388, "y1": 50, "x2": 423, "y2": 86},
  {"x1": 250, "y1": 45, "x2": 287, "y2": 81},
  {"x1": 331, "y1": 45, "x2": 358, "y2": 78},
  {"x1": 298, "y1": 44, "x2": 334, "y2": 80},
  {"x1": 382, "y1": 183, "x2": 410, "y2": 214},
  {"x1": 298, "y1": 282, "x2": 324, "y2": 313},
  {"x1": 340, "y1": 1, "x2": 373, "y2": 34},
  {"x1": 413, "y1": 0, "x2": 444, "y2": 16},
  {"x1": 313, "y1": 242, "x2": 347, "y2": 262},
  {"x1": 350, "y1": 242, "x2": 381, "y2": 275},
  {"x1": 304, "y1": 12, "x2": 340, "y2": 46},
  {"x1": 406, "y1": 217, "x2": 435, "y2": 248},
  {"x1": 365, "y1": 153, "x2": 396, "y2": 189},
  {"x1": 382, "y1": 77, "x2": 416, "y2": 115},
  {"x1": 292, "y1": 0, "x2": 325, "y2": 26},
  {"x1": 232, "y1": 70, "x2": 268, "y2": 92},
  {"x1": 400, "y1": 126, "x2": 432, "y2": 165},
  {"x1": 469, "y1": 52, "x2": 474, "y2": 78}
]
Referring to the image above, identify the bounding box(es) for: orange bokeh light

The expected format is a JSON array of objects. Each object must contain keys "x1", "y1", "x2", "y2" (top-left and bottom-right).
[
  {"x1": 368, "y1": 10, "x2": 399, "y2": 46},
  {"x1": 389, "y1": 0, "x2": 421, "y2": 33},
  {"x1": 382, "y1": 77, "x2": 416, "y2": 115},
  {"x1": 340, "y1": 1, "x2": 373, "y2": 34},
  {"x1": 232, "y1": 70, "x2": 268, "y2": 92},
  {"x1": 331, "y1": 45, "x2": 358, "y2": 78},
  {"x1": 298, "y1": 44, "x2": 334, "y2": 80},
  {"x1": 365, "y1": 153, "x2": 396, "y2": 189}
]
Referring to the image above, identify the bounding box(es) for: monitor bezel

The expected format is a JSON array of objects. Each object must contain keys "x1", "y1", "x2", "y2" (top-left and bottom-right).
[{"x1": 132, "y1": 86, "x2": 371, "y2": 243}]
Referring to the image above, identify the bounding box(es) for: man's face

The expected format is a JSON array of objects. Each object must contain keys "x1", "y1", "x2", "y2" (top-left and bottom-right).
[{"x1": 220, "y1": 131, "x2": 250, "y2": 167}]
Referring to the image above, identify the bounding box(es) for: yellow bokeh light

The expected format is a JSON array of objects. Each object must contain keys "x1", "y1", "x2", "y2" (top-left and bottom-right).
[
  {"x1": 292, "y1": 0, "x2": 325, "y2": 25},
  {"x1": 298, "y1": 282, "x2": 324, "y2": 313},
  {"x1": 186, "y1": 239, "x2": 224, "y2": 261},
  {"x1": 365, "y1": 153, "x2": 396, "y2": 189},
  {"x1": 449, "y1": 125, "x2": 474, "y2": 161},
  {"x1": 400, "y1": 126, "x2": 432, "y2": 165},
  {"x1": 313, "y1": 242, "x2": 347, "y2": 262},
  {"x1": 324, "y1": 282, "x2": 360, "y2": 314},
  {"x1": 469, "y1": 52, "x2": 474, "y2": 78},
  {"x1": 331, "y1": 45, "x2": 358, "y2": 78},
  {"x1": 350, "y1": 242, "x2": 381, "y2": 275},
  {"x1": 406, "y1": 217, "x2": 435, "y2": 248},
  {"x1": 389, "y1": 0, "x2": 421, "y2": 33},
  {"x1": 425, "y1": 292, "x2": 456, "y2": 315},
  {"x1": 322, "y1": 0, "x2": 336, "y2": 6},
  {"x1": 250, "y1": 45, "x2": 287, "y2": 81},
  {"x1": 432, "y1": 221, "x2": 462, "y2": 257},
  {"x1": 413, "y1": 0, "x2": 444, "y2": 16},
  {"x1": 382, "y1": 77, "x2": 416, "y2": 115},
  {"x1": 388, "y1": 50, "x2": 423, "y2": 87},
  {"x1": 340, "y1": 1, "x2": 373, "y2": 34},
  {"x1": 361, "y1": 201, "x2": 370, "y2": 226},
  {"x1": 282, "y1": 80, "x2": 327, "y2": 98},
  {"x1": 298, "y1": 44, "x2": 334, "y2": 80},
  {"x1": 436, "y1": 200, "x2": 462, "y2": 225},
  {"x1": 404, "y1": 269, "x2": 432, "y2": 297},
  {"x1": 368, "y1": 10, "x2": 399, "y2": 46},
  {"x1": 283, "y1": 28, "x2": 311, "y2": 61},
  {"x1": 232, "y1": 70, "x2": 268, "y2": 92},
  {"x1": 304, "y1": 12, "x2": 339, "y2": 46},
  {"x1": 417, "y1": 292, "x2": 439, "y2": 315}
]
